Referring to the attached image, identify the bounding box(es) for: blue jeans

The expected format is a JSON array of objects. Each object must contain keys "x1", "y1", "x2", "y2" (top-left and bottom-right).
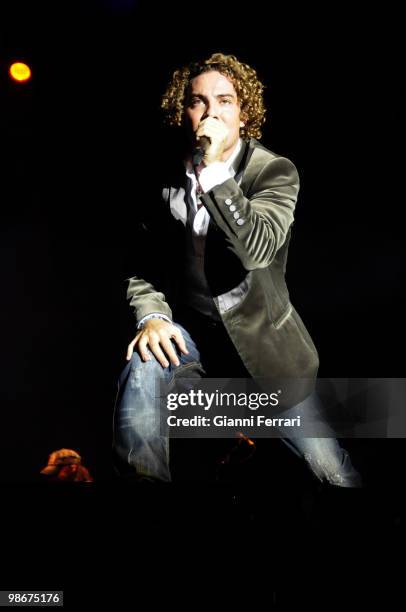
[{"x1": 113, "y1": 323, "x2": 362, "y2": 487}]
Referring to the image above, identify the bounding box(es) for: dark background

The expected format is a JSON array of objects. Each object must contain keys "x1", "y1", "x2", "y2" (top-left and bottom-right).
[
  {"x1": 0, "y1": 0, "x2": 404, "y2": 604},
  {"x1": 1, "y1": 0, "x2": 403, "y2": 483}
]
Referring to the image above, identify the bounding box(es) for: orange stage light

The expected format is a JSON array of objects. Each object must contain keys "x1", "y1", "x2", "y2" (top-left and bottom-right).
[{"x1": 9, "y1": 62, "x2": 32, "y2": 82}]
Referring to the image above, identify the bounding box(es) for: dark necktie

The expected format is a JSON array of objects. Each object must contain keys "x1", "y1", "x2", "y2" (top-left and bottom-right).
[{"x1": 193, "y1": 163, "x2": 205, "y2": 210}]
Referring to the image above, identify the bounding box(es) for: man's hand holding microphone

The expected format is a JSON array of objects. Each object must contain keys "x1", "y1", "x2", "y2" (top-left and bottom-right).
[{"x1": 194, "y1": 117, "x2": 229, "y2": 166}]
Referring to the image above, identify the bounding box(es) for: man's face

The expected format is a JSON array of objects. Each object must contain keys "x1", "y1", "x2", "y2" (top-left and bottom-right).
[{"x1": 184, "y1": 70, "x2": 244, "y2": 160}]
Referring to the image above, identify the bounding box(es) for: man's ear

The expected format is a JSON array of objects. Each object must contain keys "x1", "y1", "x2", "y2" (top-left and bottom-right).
[{"x1": 239, "y1": 110, "x2": 247, "y2": 128}]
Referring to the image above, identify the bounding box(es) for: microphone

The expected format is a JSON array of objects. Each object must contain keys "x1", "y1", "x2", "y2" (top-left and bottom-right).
[{"x1": 192, "y1": 135, "x2": 210, "y2": 167}]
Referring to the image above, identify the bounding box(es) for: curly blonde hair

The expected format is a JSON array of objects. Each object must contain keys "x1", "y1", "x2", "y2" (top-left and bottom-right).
[{"x1": 161, "y1": 52, "x2": 266, "y2": 140}]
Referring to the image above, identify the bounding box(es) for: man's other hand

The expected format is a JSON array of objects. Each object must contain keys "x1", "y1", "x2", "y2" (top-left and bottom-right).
[{"x1": 126, "y1": 319, "x2": 189, "y2": 367}]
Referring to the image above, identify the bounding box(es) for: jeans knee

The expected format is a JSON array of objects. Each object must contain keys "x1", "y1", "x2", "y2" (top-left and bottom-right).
[
  {"x1": 127, "y1": 351, "x2": 165, "y2": 387},
  {"x1": 129, "y1": 350, "x2": 159, "y2": 370}
]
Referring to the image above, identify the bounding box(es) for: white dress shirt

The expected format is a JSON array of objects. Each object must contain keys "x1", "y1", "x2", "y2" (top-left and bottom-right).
[{"x1": 185, "y1": 139, "x2": 242, "y2": 236}]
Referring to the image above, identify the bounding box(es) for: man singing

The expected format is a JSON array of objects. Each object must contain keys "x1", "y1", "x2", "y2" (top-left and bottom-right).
[{"x1": 113, "y1": 53, "x2": 361, "y2": 486}]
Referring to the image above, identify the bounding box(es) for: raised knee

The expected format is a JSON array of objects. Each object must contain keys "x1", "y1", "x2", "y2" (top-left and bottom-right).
[
  {"x1": 115, "y1": 350, "x2": 165, "y2": 393},
  {"x1": 130, "y1": 351, "x2": 164, "y2": 372}
]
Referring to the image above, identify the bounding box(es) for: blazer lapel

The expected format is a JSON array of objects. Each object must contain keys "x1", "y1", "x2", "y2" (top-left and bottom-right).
[{"x1": 232, "y1": 138, "x2": 252, "y2": 182}]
